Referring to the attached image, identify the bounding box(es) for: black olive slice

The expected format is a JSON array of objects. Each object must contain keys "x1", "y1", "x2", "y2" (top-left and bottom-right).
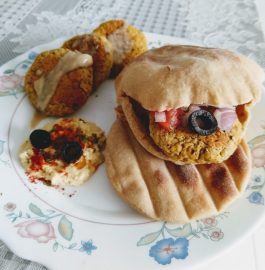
[
  {"x1": 61, "y1": 141, "x2": 83, "y2": 163},
  {"x1": 188, "y1": 110, "x2": 217, "y2": 136},
  {"x1": 29, "y1": 129, "x2": 51, "y2": 149}
]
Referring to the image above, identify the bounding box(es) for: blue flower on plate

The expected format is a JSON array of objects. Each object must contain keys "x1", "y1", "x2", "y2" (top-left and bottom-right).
[
  {"x1": 28, "y1": 51, "x2": 38, "y2": 60},
  {"x1": 149, "y1": 238, "x2": 189, "y2": 265},
  {"x1": 79, "y1": 240, "x2": 97, "y2": 255},
  {"x1": 247, "y1": 192, "x2": 264, "y2": 205}
]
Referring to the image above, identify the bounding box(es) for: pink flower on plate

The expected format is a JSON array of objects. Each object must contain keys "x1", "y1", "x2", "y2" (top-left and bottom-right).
[
  {"x1": 252, "y1": 144, "x2": 265, "y2": 168},
  {"x1": 201, "y1": 217, "x2": 217, "y2": 227},
  {"x1": 208, "y1": 229, "x2": 224, "y2": 241},
  {"x1": 4, "y1": 202, "x2": 16, "y2": 212},
  {"x1": 15, "y1": 220, "x2": 56, "y2": 243},
  {"x1": 0, "y1": 74, "x2": 23, "y2": 90}
]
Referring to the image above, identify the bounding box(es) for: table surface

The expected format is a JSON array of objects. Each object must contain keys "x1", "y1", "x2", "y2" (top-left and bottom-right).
[{"x1": 0, "y1": 0, "x2": 265, "y2": 269}]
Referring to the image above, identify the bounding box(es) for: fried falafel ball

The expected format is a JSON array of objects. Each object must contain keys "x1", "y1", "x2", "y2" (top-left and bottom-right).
[
  {"x1": 24, "y1": 48, "x2": 93, "y2": 116},
  {"x1": 93, "y1": 19, "x2": 148, "y2": 77},
  {"x1": 63, "y1": 34, "x2": 113, "y2": 89}
]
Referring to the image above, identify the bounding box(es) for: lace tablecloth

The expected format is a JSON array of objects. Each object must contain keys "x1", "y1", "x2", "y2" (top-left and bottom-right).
[
  {"x1": 0, "y1": 0, "x2": 265, "y2": 269},
  {"x1": 1, "y1": 0, "x2": 265, "y2": 67}
]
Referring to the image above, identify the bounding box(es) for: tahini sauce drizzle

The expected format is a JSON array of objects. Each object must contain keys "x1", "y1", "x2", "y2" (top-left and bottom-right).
[{"x1": 34, "y1": 51, "x2": 92, "y2": 111}]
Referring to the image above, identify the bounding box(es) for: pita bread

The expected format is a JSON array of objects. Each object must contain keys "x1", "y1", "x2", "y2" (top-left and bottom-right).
[
  {"x1": 105, "y1": 119, "x2": 251, "y2": 223},
  {"x1": 116, "y1": 45, "x2": 264, "y2": 111}
]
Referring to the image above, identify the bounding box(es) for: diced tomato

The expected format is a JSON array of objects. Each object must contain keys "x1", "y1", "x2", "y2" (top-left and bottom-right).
[
  {"x1": 150, "y1": 108, "x2": 185, "y2": 131},
  {"x1": 150, "y1": 111, "x2": 155, "y2": 118}
]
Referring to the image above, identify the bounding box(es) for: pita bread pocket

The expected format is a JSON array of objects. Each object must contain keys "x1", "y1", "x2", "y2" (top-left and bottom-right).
[{"x1": 115, "y1": 45, "x2": 264, "y2": 164}]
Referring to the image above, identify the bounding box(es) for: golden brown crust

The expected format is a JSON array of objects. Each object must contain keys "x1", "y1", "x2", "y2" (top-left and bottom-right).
[
  {"x1": 123, "y1": 24, "x2": 148, "y2": 66},
  {"x1": 149, "y1": 117, "x2": 244, "y2": 164},
  {"x1": 93, "y1": 20, "x2": 125, "y2": 36},
  {"x1": 93, "y1": 19, "x2": 148, "y2": 76},
  {"x1": 62, "y1": 34, "x2": 113, "y2": 89},
  {"x1": 116, "y1": 45, "x2": 264, "y2": 110},
  {"x1": 24, "y1": 48, "x2": 93, "y2": 116},
  {"x1": 119, "y1": 95, "x2": 250, "y2": 164},
  {"x1": 105, "y1": 119, "x2": 251, "y2": 223}
]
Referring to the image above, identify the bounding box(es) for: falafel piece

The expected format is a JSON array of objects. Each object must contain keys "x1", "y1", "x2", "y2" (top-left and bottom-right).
[
  {"x1": 149, "y1": 114, "x2": 245, "y2": 164},
  {"x1": 24, "y1": 48, "x2": 93, "y2": 116},
  {"x1": 93, "y1": 19, "x2": 148, "y2": 77},
  {"x1": 63, "y1": 34, "x2": 113, "y2": 89}
]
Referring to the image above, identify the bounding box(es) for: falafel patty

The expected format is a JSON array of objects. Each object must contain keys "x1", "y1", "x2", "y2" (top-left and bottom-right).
[
  {"x1": 149, "y1": 105, "x2": 249, "y2": 164},
  {"x1": 24, "y1": 48, "x2": 93, "y2": 116},
  {"x1": 62, "y1": 34, "x2": 113, "y2": 89},
  {"x1": 149, "y1": 119, "x2": 243, "y2": 164},
  {"x1": 93, "y1": 19, "x2": 148, "y2": 76}
]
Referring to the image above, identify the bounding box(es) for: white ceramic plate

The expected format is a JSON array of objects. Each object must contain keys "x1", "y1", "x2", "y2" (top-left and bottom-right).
[{"x1": 0, "y1": 33, "x2": 265, "y2": 270}]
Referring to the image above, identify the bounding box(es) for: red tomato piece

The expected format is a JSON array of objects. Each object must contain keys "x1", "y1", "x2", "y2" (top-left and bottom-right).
[{"x1": 150, "y1": 108, "x2": 184, "y2": 131}]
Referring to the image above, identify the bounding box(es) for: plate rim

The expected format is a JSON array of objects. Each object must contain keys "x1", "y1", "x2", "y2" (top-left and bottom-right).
[{"x1": 0, "y1": 32, "x2": 265, "y2": 270}]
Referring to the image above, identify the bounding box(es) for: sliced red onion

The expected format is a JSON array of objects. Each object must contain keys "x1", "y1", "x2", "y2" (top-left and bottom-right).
[
  {"x1": 189, "y1": 105, "x2": 201, "y2": 111},
  {"x1": 154, "y1": 111, "x2": 166, "y2": 122},
  {"x1": 214, "y1": 107, "x2": 237, "y2": 132},
  {"x1": 216, "y1": 106, "x2": 235, "y2": 112}
]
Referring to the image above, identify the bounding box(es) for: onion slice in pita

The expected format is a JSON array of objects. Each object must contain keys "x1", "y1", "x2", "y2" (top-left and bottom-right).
[
  {"x1": 214, "y1": 107, "x2": 237, "y2": 132},
  {"x1": 154, "y1": 111, "x2": 166, "y2": 122}
]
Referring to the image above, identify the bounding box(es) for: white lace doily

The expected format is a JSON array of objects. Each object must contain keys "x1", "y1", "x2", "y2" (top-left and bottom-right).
[
  {"x1": 0, "y1": 0, "x2": 264, "y2": 67},
  {"x1": 0, "y1": 0, "x2": 42, "y2": 41},
  {"x1": 185, "y1": 0, "x2": 265, "y2": 67}
]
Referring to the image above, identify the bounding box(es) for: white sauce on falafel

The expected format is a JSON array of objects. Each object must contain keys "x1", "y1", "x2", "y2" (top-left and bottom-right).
[{"x1": 34, "y1": 51, "x2": 93, "y2": 111}]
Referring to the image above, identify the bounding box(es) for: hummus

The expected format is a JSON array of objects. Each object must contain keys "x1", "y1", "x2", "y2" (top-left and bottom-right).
[{"x1": 19, "y1": 118, "x2": 105, "y2": 187}]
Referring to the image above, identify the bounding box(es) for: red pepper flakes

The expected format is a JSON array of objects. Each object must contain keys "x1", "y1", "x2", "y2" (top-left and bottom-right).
[
  {"x1": 50, "y1": 124, "x2": 85, "y2": 148},
  {"x1": 30, "y1": 148, "x2": 45, "y2": 171},
  {"x1": 28, "y1": 173, "x2": 50, "y2": 185}
]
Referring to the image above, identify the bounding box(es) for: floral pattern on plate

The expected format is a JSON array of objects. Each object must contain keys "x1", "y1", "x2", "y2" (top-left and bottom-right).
[
  {"x1": 137, "y1": 213, "x2": 228, "y2": 265},
  {"x1": 4, "y1": 202, "x2": 97, "y2": 255},
  {"x1": 0, "y1": 51, "x2": 37, "y2": 98},
  {"x1": 0, "y1": 34, "x2": 265, "y2": 270},
  {"x1": 0, "y1": 140, "x2": 10, "y2": 167},
  {"x1": 246, "y1": 124, "x2": 265, "y2": 205}
]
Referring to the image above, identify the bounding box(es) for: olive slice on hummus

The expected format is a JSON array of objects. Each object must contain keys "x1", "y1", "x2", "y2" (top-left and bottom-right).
[
  {"x1": 29, "y1": 129, "x2": 51, "y2": 149},
  {"x1": 61, "y1": 141, "x2": 83, "y2": 163}
]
